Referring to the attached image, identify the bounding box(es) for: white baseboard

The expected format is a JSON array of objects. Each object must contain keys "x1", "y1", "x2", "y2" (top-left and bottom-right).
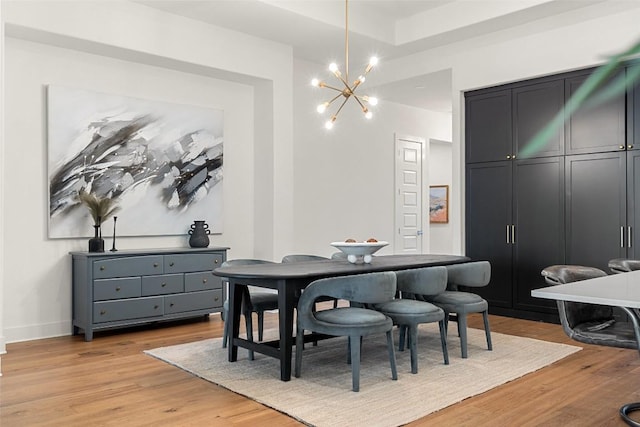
[{"x1": 4, "y1": 321, "x2": 71, "y2": 344}]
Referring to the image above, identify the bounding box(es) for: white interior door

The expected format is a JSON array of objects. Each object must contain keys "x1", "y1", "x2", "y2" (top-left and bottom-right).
[{"x1": 394, "y1": 134, "x2": 426, "y2": 254}]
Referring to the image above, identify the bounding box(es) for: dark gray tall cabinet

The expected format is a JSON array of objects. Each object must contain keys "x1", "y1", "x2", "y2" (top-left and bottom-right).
[{"x1": 466, "y1": 65, "x2": 640, "y2": 321}]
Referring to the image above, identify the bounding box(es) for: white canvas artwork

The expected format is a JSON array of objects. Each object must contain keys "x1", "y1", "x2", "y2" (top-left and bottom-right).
[{"x1": 47, "y1": 85, "x2": 224, "y2": 238}]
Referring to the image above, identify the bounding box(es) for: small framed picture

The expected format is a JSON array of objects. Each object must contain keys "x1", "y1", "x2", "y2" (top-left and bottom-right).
[{"x1": 429, "y1": 185, "x2": 449, "y2": 223}]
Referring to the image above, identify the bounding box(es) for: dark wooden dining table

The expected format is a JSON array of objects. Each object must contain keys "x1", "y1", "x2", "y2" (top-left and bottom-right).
[{"x1": 213, "y1": 254, "x2": 470, "y2": 381}]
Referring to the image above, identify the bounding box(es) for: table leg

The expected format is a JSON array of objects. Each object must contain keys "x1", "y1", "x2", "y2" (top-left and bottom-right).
[
  {"x1": 227, "y1": 279, "x2": 244, "y2": 362},
  {"x1": 278, "y1": 279, "x2": 296, "y2": 381}
]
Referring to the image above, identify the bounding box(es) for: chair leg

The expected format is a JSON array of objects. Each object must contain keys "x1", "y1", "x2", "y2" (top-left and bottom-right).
[
  {"x1": 458, "y1": 313, "x2": 468, "y2": 358},
  {"x1": 409, "y1": 325, "x2": 418, "y2": 374},
  {"x1": 398, "y1": 325, "x2": 407, "y2": 351},
  {"x1": 245, "y1": 312, "x2": 255, "y2": 361},
  {"x1": 482, "y1": 310, "x2": 493, "y2": 351},
  {"x1": 438, "y1": 319, "x2": 449, "y2": 365},
  {"x1": 350, "y1": 334, "x2": 361, "y2": 392},
  {"x1": 295, "y1": 326, "x2": 304, "y2": 378},
  {"x1": 386, "y1": 330, "x2": 398, "y2": 381}
]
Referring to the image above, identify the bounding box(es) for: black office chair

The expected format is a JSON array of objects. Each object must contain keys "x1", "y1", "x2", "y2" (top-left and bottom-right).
[
  {"x1": 609, "y1": 258, "x2": 640, "y2": 274},
  {"x1": 541, "y1": 265, "x2": 640, "y2": 353}
]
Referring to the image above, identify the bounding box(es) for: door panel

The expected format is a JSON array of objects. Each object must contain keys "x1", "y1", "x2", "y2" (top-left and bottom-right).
[
  {"x1": 513, "y1": 157, "x2": 565, "y2": 312},
  {"x1": 565, "y1": 71, "x2": 626, "y2": 154},
  {"x1": 627, "y1": 150, "x2": 640, "y2": 258},
  {"x1": 465, "y1": 161, "x2": 513, "y2": 308},
  {"x1": 465, "y1": 90, "x2": 512, "y2": 163},
  {"x1": 395, "y1": 137, "x2": 423, "y2": 254},
  {"x1": 513, "y1": 79, "x2": 565, "y2": 158},
  {"x1": 566, "y1": 152, "x2": 627, "y2": 271}
]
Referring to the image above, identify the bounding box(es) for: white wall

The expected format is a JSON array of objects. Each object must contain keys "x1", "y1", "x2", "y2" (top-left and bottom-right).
[
  {"x1": 291, "y1": 59, "x2": 452, "y2": 257},
  {"x1": 429, "y1": 139, "x2": 453, "y2": 254},
  {"x1": 1, "y1": 0, "x2": 294, "y2": 343}
]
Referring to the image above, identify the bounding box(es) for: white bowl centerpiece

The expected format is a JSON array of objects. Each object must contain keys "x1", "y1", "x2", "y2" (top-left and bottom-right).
[{"x1": 331, "y1": 239, "x2": 389, "y2": 264}]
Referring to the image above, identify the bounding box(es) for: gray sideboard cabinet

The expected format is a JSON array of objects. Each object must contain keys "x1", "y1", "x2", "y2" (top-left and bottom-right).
[{"x1": 71, "y1": 247, "x2": 228, "y2": 341}]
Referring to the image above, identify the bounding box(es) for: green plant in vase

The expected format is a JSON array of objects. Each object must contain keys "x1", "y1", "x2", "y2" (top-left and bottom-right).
[{"x1": 78, "y1": 189, "x2": 120, "y2": 252}]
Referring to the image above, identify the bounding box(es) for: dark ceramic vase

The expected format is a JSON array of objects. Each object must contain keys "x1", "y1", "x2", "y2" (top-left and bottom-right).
[
  {"x1": 188, "y1": 220, "x2": 210, "y2": 248},
  {"x1": 88, "y1": 225, "x2": 105, "y2": 252}
]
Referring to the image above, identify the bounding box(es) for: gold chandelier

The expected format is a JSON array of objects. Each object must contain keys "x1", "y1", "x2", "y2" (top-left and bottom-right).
[{"x1": 311, "y1": 0, "x2": 378, "y2": 130}]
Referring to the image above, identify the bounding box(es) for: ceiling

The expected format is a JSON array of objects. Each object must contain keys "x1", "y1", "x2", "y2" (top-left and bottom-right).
[{"x1": 135, "y1": 0, "x2": 607, "y2": 112}]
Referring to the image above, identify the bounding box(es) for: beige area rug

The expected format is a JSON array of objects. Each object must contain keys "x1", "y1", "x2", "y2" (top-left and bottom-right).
[{"x1": 145, "y1": 325, "x2": 580, "y2": 427}]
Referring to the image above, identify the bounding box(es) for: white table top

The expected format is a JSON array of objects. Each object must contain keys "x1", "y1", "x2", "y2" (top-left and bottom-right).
[{"x1": 531, "y1": 270, "x2": 640, "y2": 309}]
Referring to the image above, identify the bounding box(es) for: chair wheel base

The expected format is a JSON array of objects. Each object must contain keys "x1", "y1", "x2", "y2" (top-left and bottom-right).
[{"x1": 620, "y1": 402, "x2": 640, "y2": 427}]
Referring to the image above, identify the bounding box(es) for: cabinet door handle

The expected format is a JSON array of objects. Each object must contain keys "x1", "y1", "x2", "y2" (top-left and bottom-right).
[
  {"x1": 506, "y1": 155, "x2": 511, "y2": 160},
  {"x1": 629, "y1": 226, "x2": 633, "y2": 248},
  {"x1": 621, "y1": 226, "x2": 625, "y2": 248},
  {"x1": 511, "y1": 225, "x2": 515, "y2": 245},
  {"x1": 629, "y1": 145, "x2": 634, "y2": 149},
  {"x1": 620, "y1": 145, "x2": 625, "y2": 150},
  {"x1": 506, "y1": 225, "x2": 510, "y2": 244}
]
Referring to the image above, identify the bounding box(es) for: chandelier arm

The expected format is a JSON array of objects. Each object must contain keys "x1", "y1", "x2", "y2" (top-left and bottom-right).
[
  {"x1": 353, "y1": 95, "x2": 367, "y2": 110},
  {"x1": 327, "y1": 93, "x2": 343, "y2": 105},
  {"x1": 323, "y1": 83, "x2": 347, "y2": 93},
  {"x1": 345, "y1": 0, "x2": 349, "y2": 81},
  {"x1": 334, "y1": 96, "x2": 350, "y2": 119}
]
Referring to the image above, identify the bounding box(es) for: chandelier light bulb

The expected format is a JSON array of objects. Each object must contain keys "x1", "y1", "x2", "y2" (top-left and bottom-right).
[
  {"x1": 329, "y1": 63, "x2": 339, "y2": 72},
  {"x1": 325, "y1": 119, "x2": 334, "y2": 130},
  {"x1": 311, "y1": 78, "x2": 320, "y2": 87},
  {"x1": 365, "y1": 111, "x2": 373, "y2": 119},
  {"x1": 366, "y1": 96, "x2": 378, "y2": 106},
  {"x1": 369, "y1": 56, "x2": 379, "y2": 67},
  {"x1": 358, "y1": 75, "x2": 365, "y2": 83},
  {"x1": 317, "y1": 102, "x2": 329, "y2": 114}
]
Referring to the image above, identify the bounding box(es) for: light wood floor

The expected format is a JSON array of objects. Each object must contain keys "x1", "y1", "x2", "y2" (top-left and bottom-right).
[{"x1": 1, "y1": 313, "x2": 639, "y2": 426}]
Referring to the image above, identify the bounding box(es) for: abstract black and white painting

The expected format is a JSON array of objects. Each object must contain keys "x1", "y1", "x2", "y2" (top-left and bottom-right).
[{"x1": 47, "y1": 85, "x2": 224, "y2": 238}]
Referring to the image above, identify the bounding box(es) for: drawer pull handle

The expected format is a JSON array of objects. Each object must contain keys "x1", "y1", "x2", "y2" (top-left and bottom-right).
[
  {"x1": 169, "y1": 262, "x2": 175, "y2": 267},
  {"x1": 153, "y1": 263, "x2": 159, "y2": 267},
  {"x1": 162, "y1": 283, "x2": 167, "y2": 287},
  {"x1": 116, "y1": 287, "x2": 121, "y2": 291},
  {"x1": 100, "y1": 266, "x2": 105, "y2": 271},
  {"x1": 154, "y1": 305, "x2": 159, "y2": 309},
  {"x1": 100, "y1": 310, "x2": 106, "y2": 315},
  {"x1": 202, "y1": 278, "x2": 207, "y2": 283},
  {"x1": 214, "y1": 296, "x2": 219, "y2": 301},
  {"x1": 170, "y1": 303, "x2": 174, "y2": 307},
  {"x1": 214, "y1": 259, "x2": 219, "y2": 264}
]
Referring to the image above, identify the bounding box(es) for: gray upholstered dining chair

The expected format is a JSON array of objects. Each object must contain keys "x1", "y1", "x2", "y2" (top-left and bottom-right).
[
  {"x1": 374, "y1": 266, "x2": 449, "y2": 373},
  {"x1": 221, "y1": 259, "x2": 279, "y2": 360},
  {"x1": 541, "y1": 265, "x2": 640, "y2": 354},
  {"x1": 281, "y1": 254, "x2": 338, "y2": 309},
  {"x1": 295, "y1": 271, "x2": 398, "y2": 392},
  {"x1": 609, "y1": 258, "x2": 640, "y2": 274},
  {"x1": 421, "y1": 261, "x2": 492, "y2": 358}
]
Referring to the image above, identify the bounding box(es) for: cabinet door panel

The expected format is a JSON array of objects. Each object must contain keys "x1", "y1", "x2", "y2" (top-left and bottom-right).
[
  {"x1": 628, "y1": 150, "x2": 640, "y2": 257},
  {"x1": 513, "y1": 79, "x2": 564, "y2": 158},
  {"x1": 465, "y1": 162, "x2": 513, "y2": 308},
  {"x1": 566, "y1": 153, "x2": 626, "y2": 271},
  {"x1": 465, "y1": 90, "x2": 512, "y2": 163},
  {"x1": 565, "y1": 71, "x2": 626, "y2": 154},
  {"x1": 513, "y1": 158, "x2": 565, "y2": 312}
]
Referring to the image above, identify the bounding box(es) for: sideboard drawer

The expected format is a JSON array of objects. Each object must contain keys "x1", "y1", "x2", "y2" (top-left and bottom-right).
[
  {"x1": 93, "y1": 256, "x2": 164, "y2": 279},
  {"x1": 94, "y1": 277, "x2": 141, "y2": 301},
  {"x1": 141, "y1": 274, "x2": 184, "y2": 296},
  {"x1": 165, "y1": 290, "x2": 223, "y2": 314},
  {"x1": 93, "y1": 297, "x2": 163, "y2": 323},
  {"x1": 164, "y1": 253, "x2": 223, "y2": 273},
  {"x1": 185, "y1": 271, "x2": 221, "y2": 292}
]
